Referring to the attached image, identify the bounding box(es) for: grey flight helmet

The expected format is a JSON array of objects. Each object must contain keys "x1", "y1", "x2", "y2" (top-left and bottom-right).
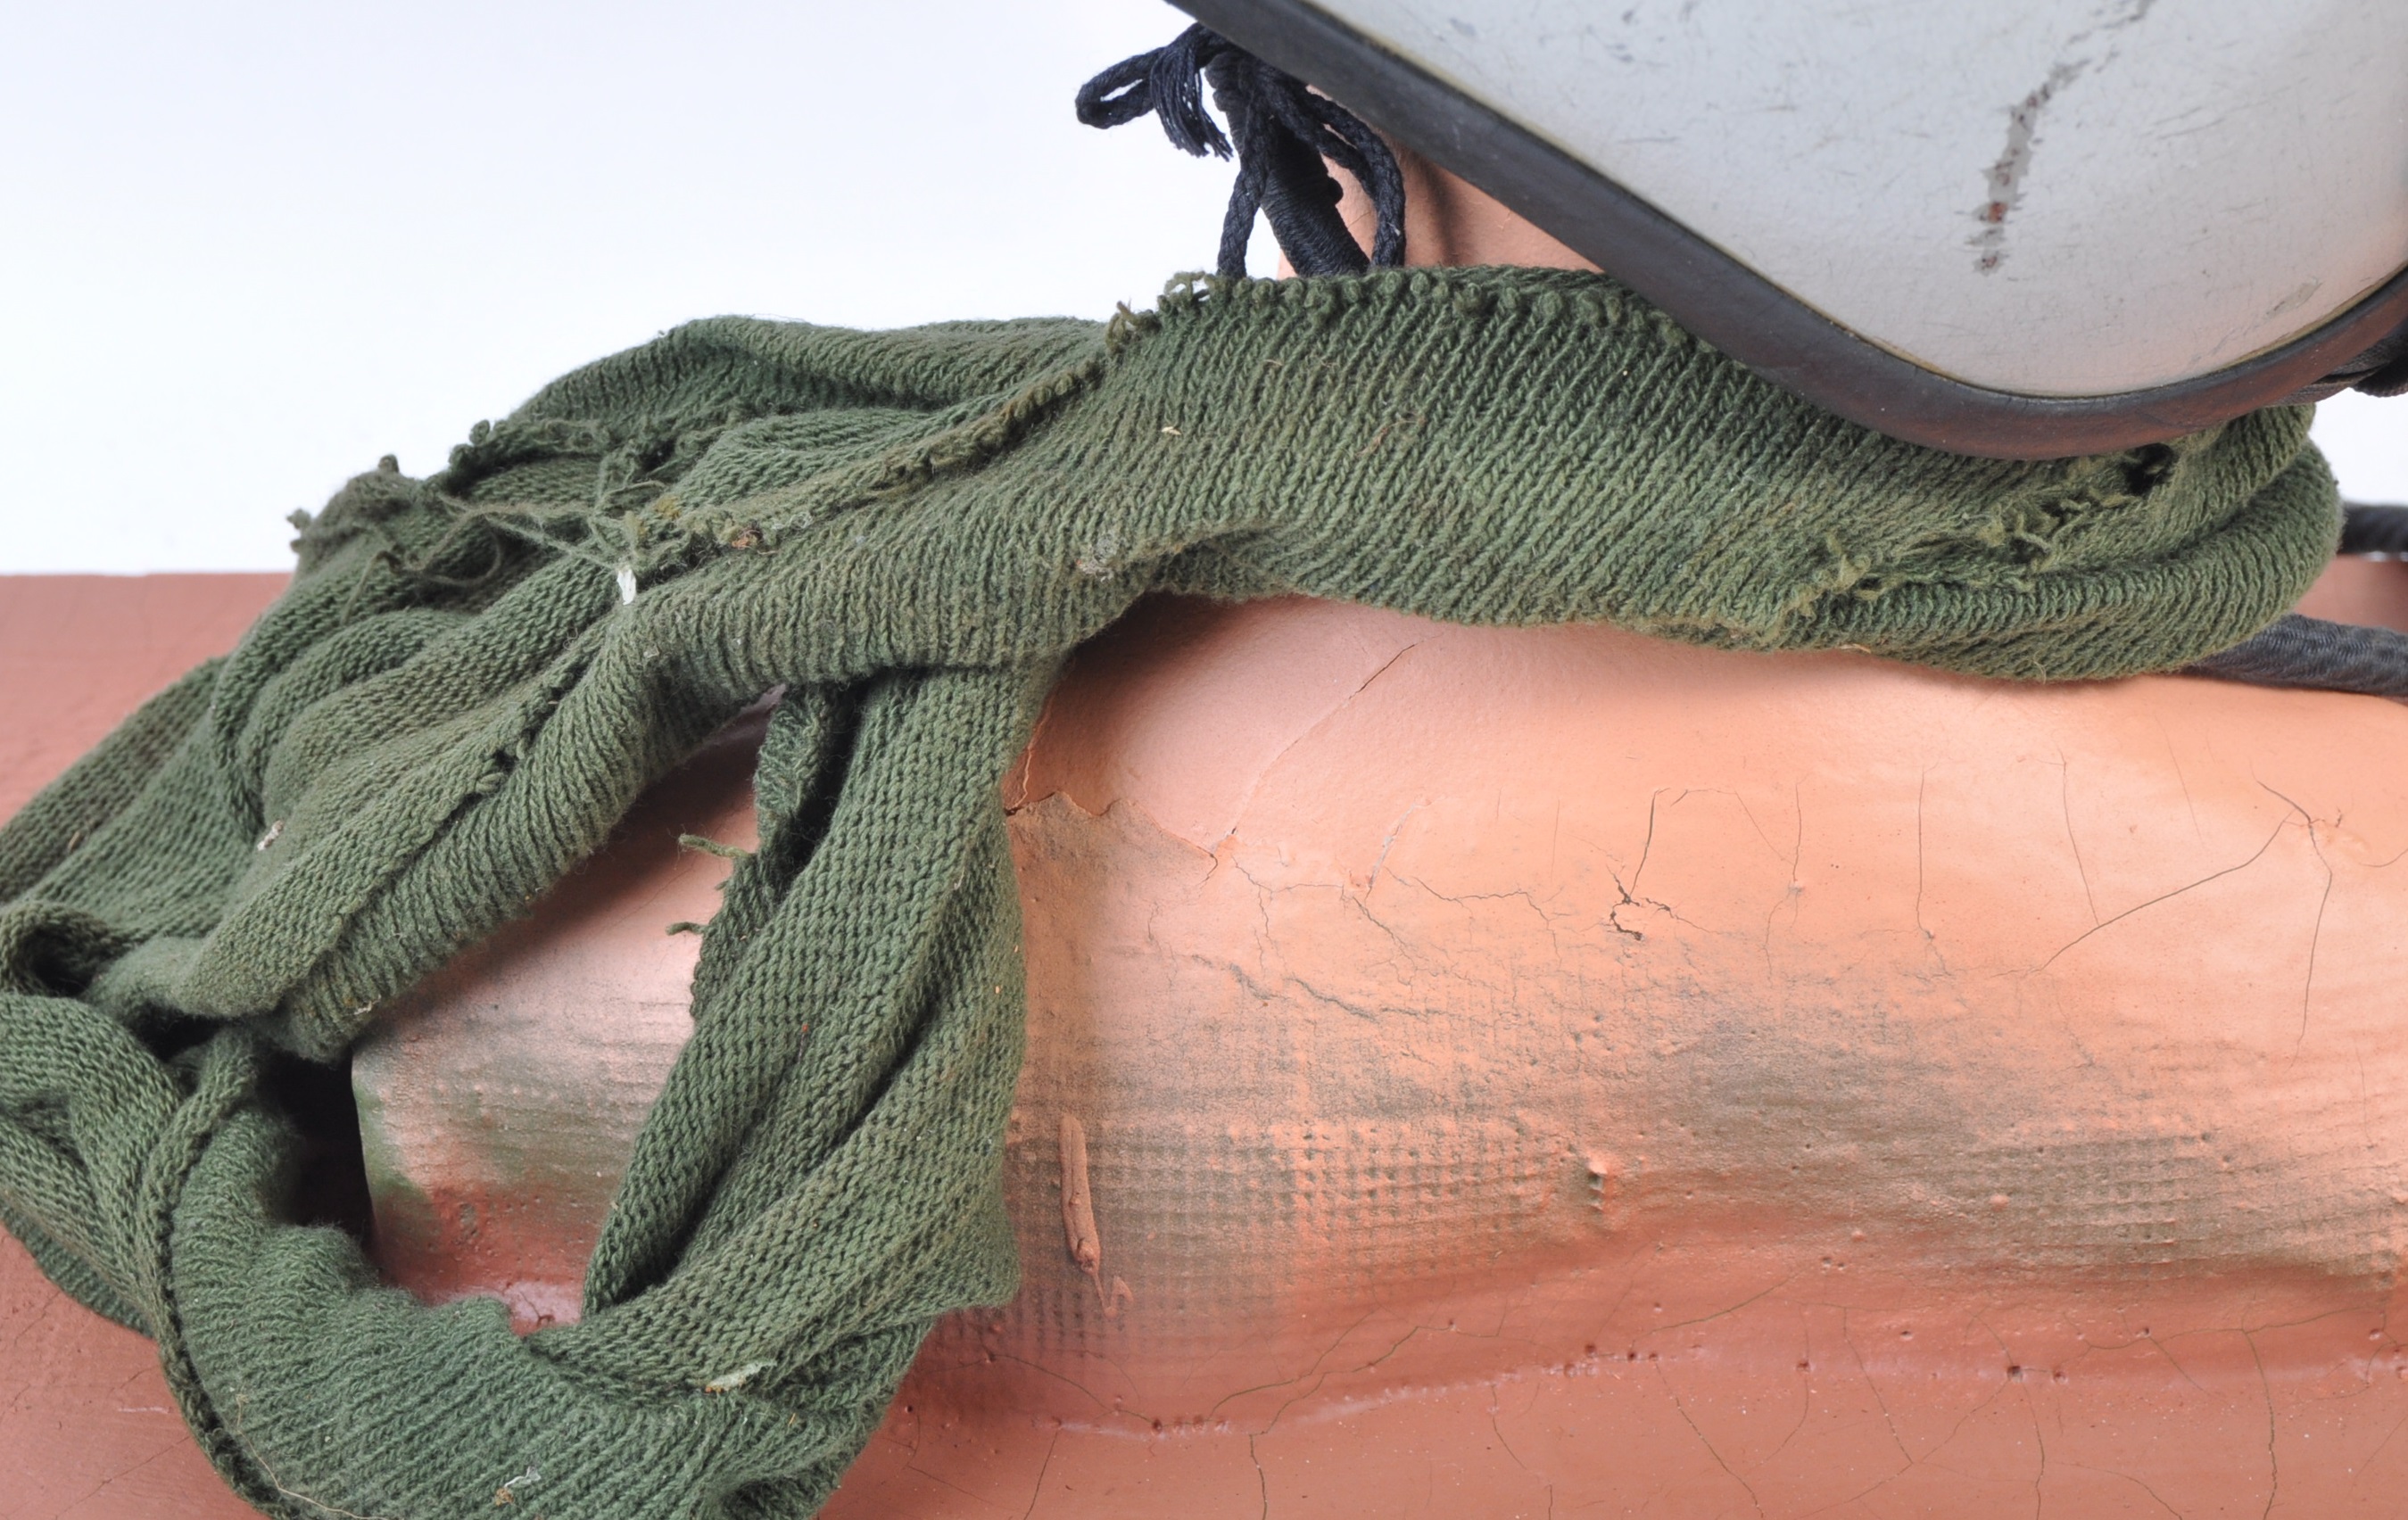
[{"x1": 1082, "y1": 0, "x2": 2408, "y2": 460}]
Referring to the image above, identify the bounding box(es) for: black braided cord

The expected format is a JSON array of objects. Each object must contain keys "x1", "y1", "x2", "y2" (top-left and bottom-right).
[{"x1": 1077, "y1": 24, "x2": 1407, "y2": 278}]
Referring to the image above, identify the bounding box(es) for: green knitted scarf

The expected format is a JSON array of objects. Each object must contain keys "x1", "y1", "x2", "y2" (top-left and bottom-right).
[{"x1": 0, "y1": 267, "x2": 2338, "y2": 1518}]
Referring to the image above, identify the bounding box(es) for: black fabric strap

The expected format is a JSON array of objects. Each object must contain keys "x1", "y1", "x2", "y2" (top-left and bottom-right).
[
  {"x1": 2188, "y1": 504, "x2": 2408, "y2": 698},
  {"x1": 2339, "y1": 501, "x2": 2408, "y2": 555},
  {"x1": 2187, "y1": 613, "x2": 2408, "y2": 698}
]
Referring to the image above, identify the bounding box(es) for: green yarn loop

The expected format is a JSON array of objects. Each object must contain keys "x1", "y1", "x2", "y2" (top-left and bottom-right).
[{"x1": 0, "y1": 267, "x2": 2338, "y2": 1517}]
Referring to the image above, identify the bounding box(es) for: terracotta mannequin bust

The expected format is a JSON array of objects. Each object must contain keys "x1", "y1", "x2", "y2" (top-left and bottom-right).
[{"x1": 351, "y1": 153, "x2": 2408, "y2": 1517}]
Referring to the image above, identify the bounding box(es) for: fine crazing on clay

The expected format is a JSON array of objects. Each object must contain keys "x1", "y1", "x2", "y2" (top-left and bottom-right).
[
  {"x1": 333, "y1": 590, "x2": 2408, "y2": 1516},
  {"x1": 39, "y1": 572, "x2": 2408, "y2": 1515}
]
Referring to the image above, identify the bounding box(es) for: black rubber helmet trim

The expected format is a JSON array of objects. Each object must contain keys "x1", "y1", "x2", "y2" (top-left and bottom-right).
[{"x1": 1176, "y1": 0, "x2": 2408, "y2": 460}]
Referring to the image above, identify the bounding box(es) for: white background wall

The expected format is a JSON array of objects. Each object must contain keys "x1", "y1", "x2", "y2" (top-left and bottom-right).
[
  {"x1": 0, "y1": 0, "x2": 1245, "y2": 573},
  {"x1": 2311, "y1": 392, "x2": 2408, "y2": 509},
  {"x1": 2, "y1": 0, "x2": 2402, "y2": 574}
]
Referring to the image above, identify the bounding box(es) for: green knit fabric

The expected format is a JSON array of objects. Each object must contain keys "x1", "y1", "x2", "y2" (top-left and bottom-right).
[{"x1": 0, "y1": 267, "x2": 2338, "y2": 1518}]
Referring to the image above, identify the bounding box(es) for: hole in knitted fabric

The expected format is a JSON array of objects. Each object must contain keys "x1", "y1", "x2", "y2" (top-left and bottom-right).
[{"x1": 2120, "y1": 442, "x2": 2178, "y2": 497}]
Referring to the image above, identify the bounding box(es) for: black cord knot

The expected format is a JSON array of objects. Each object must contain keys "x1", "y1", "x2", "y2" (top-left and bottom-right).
[
  {"x1": 1077, "y1": 23, "x2": 1231, "y2": 159},
  {"x1": 1078, "y1": 23, "x2": 1407, "y2": 281}
]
